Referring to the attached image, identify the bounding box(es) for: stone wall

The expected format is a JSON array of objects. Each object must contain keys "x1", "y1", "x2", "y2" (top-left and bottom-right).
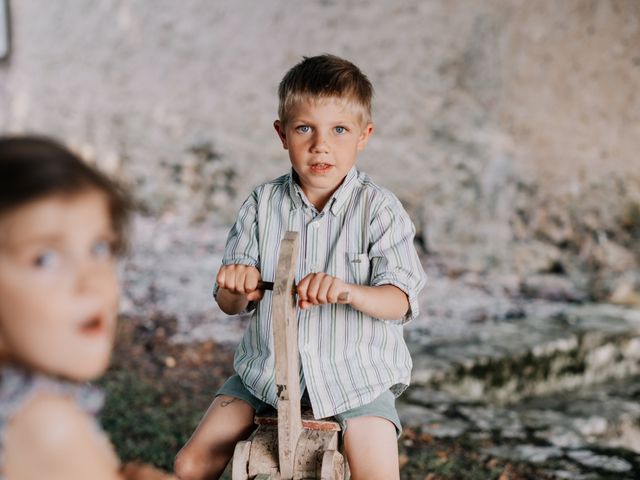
[{"x1": 1, "y1": 0, "x2": 638, "y2": 283}]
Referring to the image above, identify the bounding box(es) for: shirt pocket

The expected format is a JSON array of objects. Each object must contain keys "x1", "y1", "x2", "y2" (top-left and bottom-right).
[{"x1": 346, "y1": 252, "x2": 371, "y2": 285}]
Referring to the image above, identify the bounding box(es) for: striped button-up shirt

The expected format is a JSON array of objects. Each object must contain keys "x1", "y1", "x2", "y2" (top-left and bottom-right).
[{"x1": 215, "y1": 166, "x2": 426, "y2": 419}]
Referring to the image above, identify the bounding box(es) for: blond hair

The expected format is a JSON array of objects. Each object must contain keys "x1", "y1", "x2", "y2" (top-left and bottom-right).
[{"x1": 277, "y1": 54, "x2": 373, "y2": 126}]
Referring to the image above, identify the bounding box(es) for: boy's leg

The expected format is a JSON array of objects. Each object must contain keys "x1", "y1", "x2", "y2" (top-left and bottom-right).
[
  {"x1": 174, "y1": 394, "x2": 255, "y2": 480},
  {"x1": 334, "y1": 390, "x2": 402, "y2": 480},
  {"x1": 342, "y1": 416, "x2": 400, "y2": 480}
]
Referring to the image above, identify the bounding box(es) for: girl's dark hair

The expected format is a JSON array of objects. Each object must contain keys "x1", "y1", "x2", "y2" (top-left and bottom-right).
[{"x1": 0, "y1": 135, "x2": 132, "y2": 253}]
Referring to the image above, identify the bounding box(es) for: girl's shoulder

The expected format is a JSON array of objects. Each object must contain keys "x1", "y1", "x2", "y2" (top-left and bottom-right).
[{"x1": 0, "y1": 365, "x2": 119, "y2": 479}]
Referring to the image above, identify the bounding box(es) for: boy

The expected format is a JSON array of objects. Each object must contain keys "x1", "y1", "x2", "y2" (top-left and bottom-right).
[{"x1": 175, "y1": 54, "x2": 426, "y2": 480}]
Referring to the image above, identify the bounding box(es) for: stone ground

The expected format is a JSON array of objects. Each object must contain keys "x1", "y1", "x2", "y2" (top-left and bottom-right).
[{"x1": 400, "y1": 377, "x2": 640, "y2": 479}]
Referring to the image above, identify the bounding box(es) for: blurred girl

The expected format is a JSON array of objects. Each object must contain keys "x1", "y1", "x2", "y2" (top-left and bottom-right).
[{"x1": 0, "y1": 136, "x2": 173, "y2": 480}]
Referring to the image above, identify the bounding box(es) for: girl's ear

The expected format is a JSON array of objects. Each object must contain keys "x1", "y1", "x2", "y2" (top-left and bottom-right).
[
  {"x1": 357, "y1": 123, "x2": 374, "y2": 151},
  {"x1": 273, "y1": 120, "x2": 288, "y2": 149}
]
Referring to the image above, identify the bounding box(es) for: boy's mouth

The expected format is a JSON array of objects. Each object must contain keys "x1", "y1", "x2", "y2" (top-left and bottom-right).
[{"x1": 310, "y1": 163, "x2": 332, "y2": 173}]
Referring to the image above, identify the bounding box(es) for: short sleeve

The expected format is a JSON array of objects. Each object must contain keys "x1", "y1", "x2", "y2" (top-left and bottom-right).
[
  {"x1": 212, "y1": 191, "x2": 260, "y2": 312},
  {"x1": 368, "y1": 197, "x2": 427, "y2": 323}
]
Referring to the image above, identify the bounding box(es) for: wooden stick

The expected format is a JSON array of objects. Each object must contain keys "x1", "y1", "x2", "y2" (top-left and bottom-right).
[
  {"x1": 272, "y1": 231, "x2": 302, "y2": 479},
  {"x1": 257, "y1": 280, "x2": 349, "y2": 303}
]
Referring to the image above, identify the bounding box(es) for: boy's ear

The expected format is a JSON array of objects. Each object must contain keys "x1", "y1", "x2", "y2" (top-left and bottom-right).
[
  {"x1": 273, "y1": 120, "x2": 288, "y2": 149},
  {"x1": 357, "y1": 123, "x2": 374, "y2": 151}
]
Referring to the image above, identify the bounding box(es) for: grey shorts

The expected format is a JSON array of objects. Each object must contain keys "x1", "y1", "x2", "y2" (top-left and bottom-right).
[{"x1": 216, "y1": 374, "x2": 402, "y2": 437}]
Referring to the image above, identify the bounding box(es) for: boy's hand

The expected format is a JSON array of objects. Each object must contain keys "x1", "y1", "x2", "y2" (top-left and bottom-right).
[
  {"x1": 217, "y1": 264, "x2": 264, "y2": 302},
  {"x1": 296, "y1": 272, "x2": 351, "y2": 309}
]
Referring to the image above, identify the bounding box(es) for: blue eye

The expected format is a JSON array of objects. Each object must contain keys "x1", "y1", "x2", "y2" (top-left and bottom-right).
[
  {"x1": 92, "y1": 239, "x2": 114, "y2": 260},
  {"x1": 296, "y1": 125, "x2": 311, "y2": 134},
  {"x1": 334, "y1": 126, "x2": 346, "y2": 134},
  {"x1": 33, "y1": 250, "x2": 60, "y2": 269}
]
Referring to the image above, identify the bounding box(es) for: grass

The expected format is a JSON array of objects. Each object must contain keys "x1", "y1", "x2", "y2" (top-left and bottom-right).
[{"x1": 98, "y1": 369, "x2": 206, "y2": 471}]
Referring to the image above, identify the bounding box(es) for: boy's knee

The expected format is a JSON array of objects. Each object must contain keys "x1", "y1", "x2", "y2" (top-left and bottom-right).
[{"x1": 343, "y1": 416, "x2": 399, "y2": 480}]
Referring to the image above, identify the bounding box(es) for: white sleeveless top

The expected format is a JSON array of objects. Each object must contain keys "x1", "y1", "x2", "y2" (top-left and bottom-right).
[{"x1": 0, "y1": 365, "x2": 106, "y2": 479}]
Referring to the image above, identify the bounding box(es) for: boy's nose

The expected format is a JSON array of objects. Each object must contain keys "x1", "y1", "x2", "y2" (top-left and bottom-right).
[{"x1": 310, "y1": 133, "x2": 329, "y2": 153}]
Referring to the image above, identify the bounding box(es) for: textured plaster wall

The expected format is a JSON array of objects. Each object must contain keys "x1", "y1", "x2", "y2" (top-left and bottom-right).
[{"x1": 0, "y1": 0, "x2": 638, "y2": 226}]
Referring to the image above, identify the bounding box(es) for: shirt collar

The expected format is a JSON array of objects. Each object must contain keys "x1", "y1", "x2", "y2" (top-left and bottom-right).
[
  {"x1": 288, "y1": 171, "x2": 306, "y2": 210},
  {"x1": 328, "y1": 166, "x2": 358, "y2": 215},
  {"x1": 287, "y1": 166, "x2": 358, "y2": 216}
]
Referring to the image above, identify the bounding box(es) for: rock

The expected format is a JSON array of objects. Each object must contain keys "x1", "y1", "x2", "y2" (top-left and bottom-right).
[
  {"x1": 422, "y1": 419, "x2": 469, "y2": 438},
  {"x1": 610, "y1": 271, "x2": 640, "y2": 307},
  {"x1": 542, "y1": 425, "x2": 586, "y2": 449},
  {"x1": 489, "y1": 444, "x2": 563, "y2": 464},
  {"x1": 531, "y1": 205, "x2": 575, "y2": 247},
  {"x1": 521, "y1": 274, "x2": 587, "y2": 302},
  {"x1": 567, "y1": 450, "x2": 632, "y2": 473},
  {"x1": 592, "y1": 238, "x2": 637, "y2": 273},
  {"x1": 511, "y1": 241, "x2": 564, "y2": 276},
  {"x1": 398, "y1": 403, "x2": 444, "y2": 427}
]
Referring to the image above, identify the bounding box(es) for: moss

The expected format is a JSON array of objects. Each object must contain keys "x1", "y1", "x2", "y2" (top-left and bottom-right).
[
  {"x1": 445, "y1": 345, "x2": 589, "y2": 396},
  {"x1": 620, "y1": 201, "x2": 640, "y2": 240},
  {"x1": 459, "y1": 352, "x2": 554, "y2": 387}
]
